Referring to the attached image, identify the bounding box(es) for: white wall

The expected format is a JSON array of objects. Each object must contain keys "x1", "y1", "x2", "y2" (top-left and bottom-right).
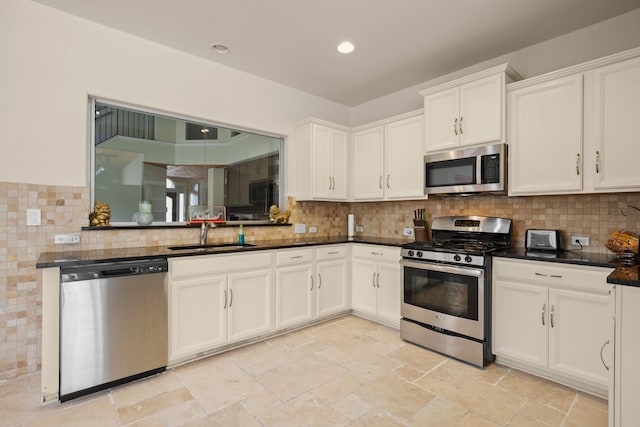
[
  {"x1": 0, "y1": 0, "x2": 350, "y2": 197},
  {"x1": 350, "y1": 8, "x2": 640, "y2": 126}
]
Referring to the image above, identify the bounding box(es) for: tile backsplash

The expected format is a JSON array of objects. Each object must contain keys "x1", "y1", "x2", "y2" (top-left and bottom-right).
[{"x1": 0, "y1": 180, "x2": 638, "y2": 381}]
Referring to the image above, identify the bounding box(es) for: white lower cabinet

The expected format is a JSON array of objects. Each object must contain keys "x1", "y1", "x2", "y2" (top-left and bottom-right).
[
  {"x1": 168, "y1": 252, "x2": 273, "y2": 363},
  {"x1": 275, "y1": 245, "x2": 349, "y2": 329},
  {"x1": 493, "y1": 258, "x2": 614, "y2": 397},
  {"x1": 614, "y1": 284, "x2": 640, "y2": 427},
  {"x1": 351, "y1": 244, "x2": 401, "y2": 327}
]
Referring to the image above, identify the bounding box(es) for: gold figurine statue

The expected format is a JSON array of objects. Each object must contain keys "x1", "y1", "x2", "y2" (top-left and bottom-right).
[{"x1": 89, "y1": 200, "x2": 111, "y2": 226}]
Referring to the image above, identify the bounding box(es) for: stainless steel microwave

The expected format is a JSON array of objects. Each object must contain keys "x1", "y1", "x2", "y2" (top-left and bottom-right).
[{"x1": 424, "y1": 143, "x2": 507, "y2": 195}]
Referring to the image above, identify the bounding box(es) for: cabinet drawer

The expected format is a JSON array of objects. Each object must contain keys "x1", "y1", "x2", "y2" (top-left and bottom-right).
[
  {"x1": 351, "y1": 244, "x2": 400, "y2": 263},
  {"x1": 276, "y1": 248, "x2": 313, "y2": 266},
  {"x1": 170, "y1": 252, "x2": 273, "y2": 279},
  {"x1": 493, "y1": 258, "x2": 613, "y2": 292},
  {"x1": 316, "y1": 245, "x2": 346, "y2": 261}
]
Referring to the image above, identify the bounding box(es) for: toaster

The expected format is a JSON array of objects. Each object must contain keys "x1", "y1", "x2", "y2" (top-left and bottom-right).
[{"x1": 526, "y1": 229, "x2": 562, "y2": 251}]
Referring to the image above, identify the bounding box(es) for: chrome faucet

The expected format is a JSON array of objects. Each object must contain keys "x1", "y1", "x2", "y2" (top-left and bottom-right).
[{"x1": 200, "y1": 221, "x2": 216, "y2": 245}]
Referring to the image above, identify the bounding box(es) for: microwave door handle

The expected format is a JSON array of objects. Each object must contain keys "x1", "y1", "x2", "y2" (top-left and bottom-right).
[{"x1": 477, "y1": 155, "x2": 483, "y2": 185}]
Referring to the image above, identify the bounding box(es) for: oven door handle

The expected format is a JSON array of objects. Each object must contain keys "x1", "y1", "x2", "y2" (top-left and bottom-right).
[{"x1": 400, "y1": 259, "x2": 483, "y2": 277}]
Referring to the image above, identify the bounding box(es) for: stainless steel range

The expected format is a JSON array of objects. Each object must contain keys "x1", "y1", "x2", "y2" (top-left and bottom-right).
[{"x1": 400, "y1": 215, "x2": 512, "y2": 368}]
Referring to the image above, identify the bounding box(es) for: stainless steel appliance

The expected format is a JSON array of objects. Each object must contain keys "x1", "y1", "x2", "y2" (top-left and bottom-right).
[
  {"x1": 59, "y1": 259, "x2": 168, "y2": 402},
  {"x1": 525, "y1": 229, "x2": 562, "y2": 251},
  {"x1": 424, "y1": 143, "x2": 507, "y2": 195},
  {"x1": 400, "y1": 216, "x2": 512, "y2": 367}
]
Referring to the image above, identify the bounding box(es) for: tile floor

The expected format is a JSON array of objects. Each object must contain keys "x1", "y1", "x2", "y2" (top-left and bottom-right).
[{"x1": 1, "y1": 316, "x2": 608, "y2": 426}]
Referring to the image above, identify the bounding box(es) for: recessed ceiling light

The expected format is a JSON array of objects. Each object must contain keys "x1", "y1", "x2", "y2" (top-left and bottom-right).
[
  {"x1": 337, "y1": 41, "x2": 355, "y2": 54},
  {"x1": 212, "y1": 44, "x2": 229, "y2": 54}
]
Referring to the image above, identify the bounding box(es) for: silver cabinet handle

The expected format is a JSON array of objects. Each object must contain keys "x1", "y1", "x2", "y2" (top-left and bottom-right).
[
  {"x1": 459, "y1": 116, "x2": 463, "y2": 134},
  {"x1": 595, "y1": 150, "x2": 600, "y2": 174},
  {"x1": 576, "y1": 153, "x2": 581, "y2": 175},
  {"x1": 550, "y1": 304, "x2": 555, "y2": 328},
  {"x1": 223, "y1": 290, "x2": 228, "y2": 309},
  {"x1": 379, "y1": 175, "x2": 382, "y2": 189},
  {"x1": 328, "y1": 251, "x2": 339, "y2": 255},
  {"x1": 372, "y1": 272, "x2": 376, "y2": 287},
  {"x1": 310, "y1": 276, "x2": 314, "y2": 291},
  {"x1": 386, "y1": 174, "x2": 390, "y2": 189},
  {"x1": 229, "y1": 289, "x2": 233, "y2": 307},
  {"x1": 454, "y1": 118, "x2": 458, "y2": 135},
  {"x1": 541, "y1": 303, "x2": 546, "y2": 326},
  {"x1": 549, "y1": 274, "x2": 563, "y2": 279},
  {"x1": 376, "y1": 272, "x2": 380, "y2": 288},
  {"x1": 332, "y1": 176, "x2": 336, "y2": 190},
  {"x1": 329, "y1": 176, "x2": 332, "y2": 190},
  {"x1": 290, "y1": 255, "x2": 303, "y2": 259},
  {"x1": 535, "y1": 272, "x2": 547, "y2": 277},
  {"x1": 600, "y1": 340, "x2": 610, "y2": 371},
  {"x1": 318, "y1": 274, "x2": 322, "y2": 289},
  {"x1": 370, "y1": 251, "x2": 381, "y2": 255}
]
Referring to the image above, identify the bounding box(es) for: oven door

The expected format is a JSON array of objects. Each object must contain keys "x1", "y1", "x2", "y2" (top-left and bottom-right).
[{"x1": 400, "y1": 259, "x2": 485, "y2": 340}]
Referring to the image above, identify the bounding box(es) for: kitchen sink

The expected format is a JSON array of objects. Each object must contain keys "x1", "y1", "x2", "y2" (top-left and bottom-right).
[{"x1": 167, "y1": 243, "x2": 256, "y2": 251}]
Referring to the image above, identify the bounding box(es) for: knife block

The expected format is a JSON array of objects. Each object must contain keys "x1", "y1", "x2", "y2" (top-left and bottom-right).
[{"x1": 414, "y1": 226, "x2": 428, "y2": 242}]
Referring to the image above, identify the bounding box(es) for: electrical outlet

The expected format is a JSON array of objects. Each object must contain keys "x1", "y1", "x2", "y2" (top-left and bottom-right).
[
  {"x1": 356, "y1": 226, "x2": 363, "y2": 233},
  {"x1": 309, "y1": 226, "x2": 317, "y2": 233},
  {"x1": 294, "y1": 223, "x2": 306, "y2": 234},
  {"x1": 571, "y1": 236, "x2": 590, "y2": 247},
  {"x1": 54, "y1": 234, "x2": 80, "y2": 245},
  {"x1": 26, "y1": 208, "x2": 41, "y2": 226},
  {"x1": 403, "y1": 227, "x2": 414, "y2": 237}
]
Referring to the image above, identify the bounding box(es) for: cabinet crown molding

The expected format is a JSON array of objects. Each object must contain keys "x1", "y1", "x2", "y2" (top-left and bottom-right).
[
  {"x1": 419, "y1": 63, "x2": 522, "y2": 96},
  {"x1": 294, "y1": 117, "x2": 350, "y2": 131},
  {"x1": 507, "y1": 46, "x2": 640, "y2": 91}
]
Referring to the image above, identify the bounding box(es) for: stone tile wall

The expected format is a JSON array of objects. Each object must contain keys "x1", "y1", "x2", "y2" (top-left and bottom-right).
[{"x1": 0, "y1": 180, "x2": 638, "y2": 381}]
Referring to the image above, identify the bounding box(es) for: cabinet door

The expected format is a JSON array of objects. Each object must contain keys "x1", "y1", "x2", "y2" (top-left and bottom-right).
[
  {"x1": 459, "y1": 73, "x2": 503, "y2": 146},
  {"x1": 317, "y1": 259, "x2": 348, "y2": 317},
  {"x1": 589, "y1": 56, "x2": 640, "y2": 191},
  {"x1": 492, "y1": 279, "x2": 548, "y2": 368},
  {"x1": 275, "y1": 264, "x2": 314, "y2": 329},
  {"x1": 376, "y1": 261, "x2": 401, "y2": 327},
  {"x1": 424, "y1": 87, "x2": 459, "y2": 151},
  {"x1": 311, "y1": 124, "x2": 333, "y2": 199},
  {"x1": 508, "y1": 75, "x2": 584, "y2": 195},
  {"x1": 170, "y1": 275, "x2": 227, "y2": 361},
  {"x1": 548, "y1": 288, "x2": 612, "y2": 388},
  {"x1": 227, "y1": 269, "x2": 273, "y2": 343},
  {"x1": 384, "y1": 116, "x2": 425, "y2": 199},
  {"x1": 331, "y1": 129, "x2": 349, "y2": 199},
  {"x1": 352, "y1": 126, "x2": 384, "y2": 200},
  {"x1": 616, "y1": 286, "x2": 640, "y2": 427},
  {"x1": 351, "y1": 258, "x2": 378, "y2": 315}
]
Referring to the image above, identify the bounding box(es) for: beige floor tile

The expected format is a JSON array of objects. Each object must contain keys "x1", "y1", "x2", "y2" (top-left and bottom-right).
[
  {"x1": 576, "y1": 391, "x2": 608, "y2": 413},
  {"x1": 240, "y1": 389, "x2": 282, "y2": 418},
  {"x1": 310, "y1": 372, "x2": 369, "y2": 403},
  {"x1": 355, "y1": 374, "x2": 436, "y2": 421},
  {"x1": 318, "y1": 346, "x2": 400, "y2": 381},
  {"x1": 407, "y1": 396, "x2": 467, "y2": 427},
  {"x1": 182, "y1": 402, "x2": 262, "y2": 427},
  {"x1": 25, "y1": 395, "x2": 116, "y2": 427},
  {"x1": 261, "y1": 392, "x2": 349, "y2": 427},
  {"x1": 459, "y1": 412, "x2": 501, "y2": 427},
  {"x1": 564, "y1": 400, "x2": 608, "y2": 427},
  {"x1": 308, "y1": 324, "x2": 380, "y2": 353},
  {"x1": 255, "y1": 355, "x2": 347, "y2": 401},
  {"x1": 177, "y1": 356, "x2": 265, "y2": 413},
  {"x1": 511, "y1": 399, "x2": 566, "y2": 426},
  {"x1": 1, "y1": 387, "x2": 70, "y2": 426},
  {"x1": 110, "y1": 370, "x2": 183, "y2": 407},
  {"x1": 231, "y1": 341, "x2": 294, "y2": 376},
  {"x1": 498, "y1": 368, "x2": 577, "y2": 413},
  {"x1": 335, "y1": 315, "x2": 380, "y2": 333},
  {"x1": 330, "y1": 392, "x2": 373, "y2": 420},
  {"x1": 387, "y1": 343, "x2": 448, "y2": 372},
  {"x1": 415, "y1": 362, "x2": 526, "y2": 425},
  {"x1": 163, "y1": 398, "x2": 206, "y2": 426},
  {"x1": 116, "y1": 387, "x2": 193, "y2": 425},
  {"x1": 126, "y1": 414, "x2": 166, "y2": 427},
  {"x1": 350, "y1": 408, "x2": 406, "y2": 427},
  {"x1": 393, "y1": 364, "x2": 425, "y2": 382}
]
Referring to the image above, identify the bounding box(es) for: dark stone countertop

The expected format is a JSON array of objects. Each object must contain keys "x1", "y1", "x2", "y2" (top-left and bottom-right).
[
  {"x1": 36, "y1": 235, "x2": 409, "y2": 269},
  {"x1": 493, "y1": 248, "x2": 640, "y2": 287}
]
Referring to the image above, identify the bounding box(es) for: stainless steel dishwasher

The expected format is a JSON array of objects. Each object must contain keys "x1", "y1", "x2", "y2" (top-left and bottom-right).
[{"x1": 59, "y1": 258, "x2": 168, "y2": 401}]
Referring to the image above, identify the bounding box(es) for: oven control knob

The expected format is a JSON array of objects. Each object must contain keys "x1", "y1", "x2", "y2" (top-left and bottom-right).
[
  {"x1": 408, "y1": 250, "x2": 414, "y2": 257},
  {"x1": 416, "y1": 251, "x2": 423, "y2": 258},
  {"x1": 465, "y1": 255, "x2": 473, "y2": 263},
  {"x1": 453, "y1": 254, "x2": 461, "y2": 262}
]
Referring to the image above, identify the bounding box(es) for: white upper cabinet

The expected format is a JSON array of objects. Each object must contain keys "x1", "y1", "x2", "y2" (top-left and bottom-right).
[
  {"x1": 352, "y1": 112, "x2": 425, "y2": 201},
  {"x1": 585, "y1": 55, "x2": 640, "y2": 192},
  {"x1": 507, "y1": 47, "x2": 640, "y2": 196},
  {"x1": 508, "y1": 74, "x2": 584, "y2": 195},
  {"x1": 295, "y1": 118, "x2": 349, "y2": 201},
  {"x1": 421, "y1": 64, "x2": 521, "y2": 152}
]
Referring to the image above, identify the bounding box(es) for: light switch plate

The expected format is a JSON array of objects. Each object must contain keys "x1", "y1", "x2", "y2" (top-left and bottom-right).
[
  {"x1": 309, "y1": 226, "x2": 317, "y2": 233},
  {"x1": 26, "y1": 208, "x2": 41, "y2": 226}
]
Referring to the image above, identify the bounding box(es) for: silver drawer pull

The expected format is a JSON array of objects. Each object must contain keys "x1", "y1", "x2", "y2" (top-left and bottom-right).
[
  {"x1": 550, "y1": 304, "x2": 555, "y2": 328},
  {"x1": 372, "y1": 272, "x2": 376, "y2": 287},
  {"x1": 600, "y1": 340, "x2": 610, "y2": 371},
  {"x1": 223, "y1": 290, "x2": 228, "y2": 309},
  {"x1": 535, "y1": 272, "x2": 547, "y2": 277},
  {"x1": 541, "y1": 303, "x2": 546, "y2": 326},
  {"x1": 318, "y1": 274, "x2": 322, "y2": 289},
  {"x1": 371, "y1": 251, "x2": 381, "y2": 255},
  {"x1": 328, "y1": 251, "x2": 339, "y2": 255},
  {"x1": 549, "y1": 274, "x2": 563, "y2": 279},
  {"x1": 310, "y1": 276, "x2": 314, "y2": 291},
  {"x1": 290, "y1": 255, "x2": 303, "y2": 259},
  {"x1": 229, "y1": 289, "x2": 233, "y2": 307}
]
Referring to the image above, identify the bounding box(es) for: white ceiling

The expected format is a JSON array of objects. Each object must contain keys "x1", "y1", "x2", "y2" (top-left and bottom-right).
[{"x1": 33, "y1": 0, "x2": 640, "y2": 106}]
